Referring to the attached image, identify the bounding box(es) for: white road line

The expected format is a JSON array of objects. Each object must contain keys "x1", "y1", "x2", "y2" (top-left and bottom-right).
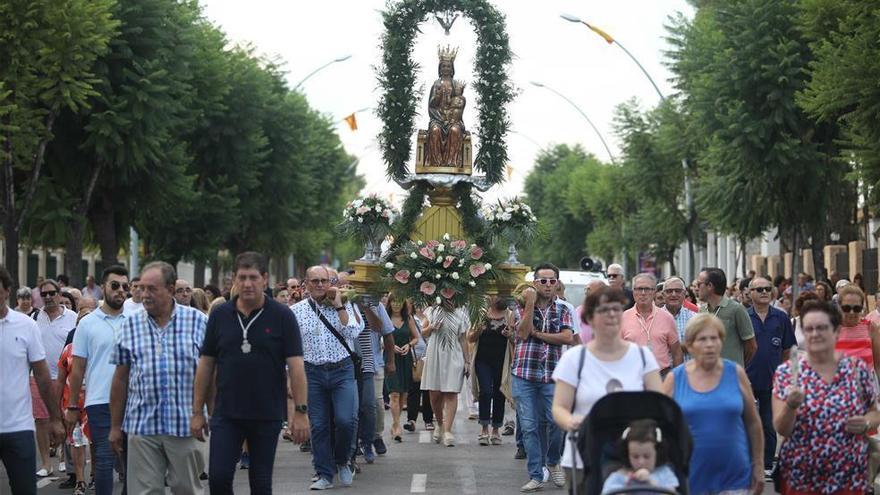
[
  {"x1": 419, "y1": 431, "x2": 432, "y2": 443},
  {"x1": 456, "y1": 465, "x2": 478, "y2": 494},
  {"x1": 37, "y1": 478, "x2": 54, "y2": 489},
  {"x1": 411, "y1": 473, "x2": 427, "y2": 493}
]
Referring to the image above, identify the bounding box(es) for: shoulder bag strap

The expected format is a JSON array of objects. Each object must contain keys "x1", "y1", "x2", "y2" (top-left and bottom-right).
[
  {"x1": 309, "y1": 299, "x2": 356, "y2": 358},
  {"x1": 572, "y1": 346, "x2": 586, "y2": 414}
]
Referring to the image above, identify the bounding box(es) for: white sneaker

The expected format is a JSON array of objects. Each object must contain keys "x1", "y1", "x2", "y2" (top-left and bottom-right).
[
  {"x1": 58, "y1": 462, "x2": 66, "y2": 472},
  {"x1": 548, "y1": 465, "x2": 565, "y2": 487},
  {"x1": 520, "y1": 479, "x2": 545, "y2": 492},
  {"x1": 309, "y1": 478, "x2": 333, "y2": 490},
  {"x1": 541, "y1": 466, "x2": 550, "y2": 482}
]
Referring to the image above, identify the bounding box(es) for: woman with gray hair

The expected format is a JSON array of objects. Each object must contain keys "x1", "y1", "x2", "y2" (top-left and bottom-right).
[{"x1": 14, "y1": 286, "x2": 39, "y2": 318}]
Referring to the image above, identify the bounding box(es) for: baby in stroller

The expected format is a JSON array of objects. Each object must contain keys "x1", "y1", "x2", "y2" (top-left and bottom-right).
[{"x1": 601, "y1": 419, "x2": 678, "y2": 493}]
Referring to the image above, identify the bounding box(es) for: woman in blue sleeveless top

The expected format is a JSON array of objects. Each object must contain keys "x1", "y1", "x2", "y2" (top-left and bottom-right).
[{"x1": 662, "y1": 313, "x2": 763, "y2": 494}]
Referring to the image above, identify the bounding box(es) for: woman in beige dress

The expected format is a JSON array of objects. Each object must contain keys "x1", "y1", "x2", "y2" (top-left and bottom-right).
[{"x1": 420, "y1": 302, "x2": 470, "y2": 446}]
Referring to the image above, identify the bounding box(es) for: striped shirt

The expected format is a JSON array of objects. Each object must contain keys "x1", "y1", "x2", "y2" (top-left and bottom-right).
[
  {"x1": 355, "y1": 305, "x2": 374, "y2": 374},
  {"x1": 112, "y1": 303, "x2": 207, "y2": 437}
]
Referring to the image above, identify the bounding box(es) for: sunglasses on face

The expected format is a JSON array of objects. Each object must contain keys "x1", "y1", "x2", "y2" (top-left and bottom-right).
[
  {"x1": 607, "y1": 274, "x2": 621, "y2": 279},
  {"x1": 41, "y1": 290, "x2": 58, "y2": 298},
  {"x1": 536, "y1": 278, "x2": 558, "y2": 285},
  {"x1": 751, "y1": 287, "x2": 772, "y2": 294},
  {"x1": 109, "y1": 281, "x2": 130, "y2": 292},
  {"x1": 841, "y1": 304, "x2": 863, "y2": 313}
]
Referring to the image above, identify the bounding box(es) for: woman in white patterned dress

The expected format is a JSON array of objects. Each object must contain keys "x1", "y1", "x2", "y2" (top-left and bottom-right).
[{"x1": 420, "y1": 303, "x2": 470, "y2": 446}]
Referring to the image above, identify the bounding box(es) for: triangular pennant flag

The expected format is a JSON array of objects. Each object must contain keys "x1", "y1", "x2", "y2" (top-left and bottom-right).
[
  {"x1": 587, "y1": 24, "x2": 615, "y2": 44},
  {"x1": 344, "y1": 113, "x2": 358, "y2": 131}
]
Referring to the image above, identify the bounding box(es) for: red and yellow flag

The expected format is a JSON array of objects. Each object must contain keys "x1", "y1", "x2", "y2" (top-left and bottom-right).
[
  {"x1": 587, "y1": 23, "x2": 614, "y2": 44},
  {"x1": 344, "y1": 113, "x2": 358, "y2": 131}
]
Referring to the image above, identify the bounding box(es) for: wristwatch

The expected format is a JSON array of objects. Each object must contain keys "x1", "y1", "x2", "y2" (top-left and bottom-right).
[
  {"x1": 294, "y1": 404, "x2": 308, "y2": 414},
  {"x1": 334, "y1": 306, "x2": 345, "y2": 311}
]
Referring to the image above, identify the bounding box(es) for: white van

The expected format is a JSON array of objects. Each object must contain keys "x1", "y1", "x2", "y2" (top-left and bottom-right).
[{"x1": 525, "y1": 270, "x2": 608, "y2": 305}]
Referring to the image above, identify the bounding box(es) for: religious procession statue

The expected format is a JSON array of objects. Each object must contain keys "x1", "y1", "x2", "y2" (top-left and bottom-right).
[{"x1": 424, "y1": 46, "x2": 468, "y2": 168}]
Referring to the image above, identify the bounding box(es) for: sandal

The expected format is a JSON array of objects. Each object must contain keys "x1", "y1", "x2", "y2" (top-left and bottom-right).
[
  {"x1": 490, "y1": 433, "x2": 502, "y2": 445},
  {"x1": 478, "y1": 433, "x2": 489, "y2": 446}
]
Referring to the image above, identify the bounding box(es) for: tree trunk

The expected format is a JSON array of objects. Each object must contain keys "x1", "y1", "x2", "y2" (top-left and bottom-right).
[
  {"x1": 667, "y1": 248, "x2": 677, "y2": 277},
  {"x1": 65, "y1": 221, "x2": 86, "y2": 288},
  {"x1": 89, "y1": 189, "x2": 119, "y2": 265},
  {"x1": 791, "y1": 229, "x2": 800, "y2": 304},
  {"x1": 209, "y1": 257, "x2": 220, "y2": 286},
  {"x1": 3, "y1": 219, "x2": 20, "y2": 292},
  {"x1": 193, "y1": 259, "x2": 206, "y2": 288},
  {"x1": 740, "y1": 237, "x2": 747, "y2": 277}
]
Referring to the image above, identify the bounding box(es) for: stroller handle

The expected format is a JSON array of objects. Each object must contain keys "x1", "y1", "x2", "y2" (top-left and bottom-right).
[{"x1": 601, "y1": 488, "x2": 678, "y2": 495}]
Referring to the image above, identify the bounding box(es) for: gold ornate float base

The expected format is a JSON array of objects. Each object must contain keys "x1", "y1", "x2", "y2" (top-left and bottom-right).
[{"x1": 411, "y1": 186, "x2": 463, "y2": 242}]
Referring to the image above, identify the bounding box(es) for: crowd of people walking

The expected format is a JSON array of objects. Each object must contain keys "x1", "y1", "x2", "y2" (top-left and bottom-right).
[{"x1": 0, "y1": 254, "x2": 878, "y2": 494}]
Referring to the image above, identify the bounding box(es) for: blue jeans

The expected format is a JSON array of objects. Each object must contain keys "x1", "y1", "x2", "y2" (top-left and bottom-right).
[
  {"x1": 208, "y1": 416, "x2": 281, "y2": 494},
  {"x1": 0, "y1": 430, "x2": 36, "y2": 495},
  {"x1": 512, "y1": 376, "x2": 562, "y2": 481},
  {"x1": 305, "y1": 359, "x2": 359, "y2": 481},
  {"x1": 86, "y1": 404, "x2": 115, "y2": 495},
  {"x1": 355, "y1": 372, "x2": 375, "y2": 454}
]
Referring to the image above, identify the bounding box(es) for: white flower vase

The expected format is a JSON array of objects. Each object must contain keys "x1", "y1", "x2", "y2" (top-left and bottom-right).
[
  {"x1": 506, "y1": 241, "x2": 519, "y2": 264},
  {"x1": 359, "y1": 228, "x2": 381, "y2": 263}
]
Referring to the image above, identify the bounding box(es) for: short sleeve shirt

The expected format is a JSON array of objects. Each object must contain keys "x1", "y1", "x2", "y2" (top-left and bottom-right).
[
  {"x1": 746, "y1": 306, "x2": 795, "y2": 390},
  {"x1": 0, "y1": 309, "x2": 46, "y2": 433},
  {"x1": 703, "y1": 297, "x2": 754, "y2": 366},
  {"x1": 511, "y1": 300, "x2": 572, "y2": 383},
  {"x1": 36, "y1": 308, "x2": 78, "y2": 378},
  {"x1": 72, "y1": 307, "x2": 127, "y2": 407},
  {"x1": 201, "y1": 297, "x2": 302, "y2": 420},
  {"x1": 552, "y1": 343, "x2": 659, "y2": 468},
  {"x1": 620, "y1": 306, "x2": 679, "y2": 368}
]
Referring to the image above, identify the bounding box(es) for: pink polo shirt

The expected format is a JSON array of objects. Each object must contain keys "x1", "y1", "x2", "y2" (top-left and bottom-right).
[{"x1": 620, "y1": 305, "x2": 679, "y2": 369}]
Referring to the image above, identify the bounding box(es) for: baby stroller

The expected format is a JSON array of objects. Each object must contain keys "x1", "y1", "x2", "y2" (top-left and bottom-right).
[{"x1": 574, "y1": 391, "x2": 692, "y2": 495}]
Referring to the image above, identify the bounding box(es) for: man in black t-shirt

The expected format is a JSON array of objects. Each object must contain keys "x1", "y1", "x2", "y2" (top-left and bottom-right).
[{"x1": 191, "y1": 252, "x2": 309, "y2": 494}]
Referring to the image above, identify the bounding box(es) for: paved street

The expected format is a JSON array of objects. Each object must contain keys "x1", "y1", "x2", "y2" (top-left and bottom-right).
[{"x1": 2, "y1": 398, "x2": 778, "y2": 494}]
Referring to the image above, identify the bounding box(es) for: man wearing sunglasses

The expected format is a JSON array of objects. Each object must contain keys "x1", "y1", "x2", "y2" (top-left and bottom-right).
[
  {"x1": 513, "y1": 263, "x2": 573, "y2": 492},
  {"x1": 606, "y1": 264, "x2": 635, "y2": 310},
  {"x1": 746, "y1": 276, "x2": 795, "y2": 479},
  {"x1": 33, "y1": 278, "x2": 78, "y2": 477},
  {"x1": 66, "y1": 265, "x2": 130, "y2": 495}
]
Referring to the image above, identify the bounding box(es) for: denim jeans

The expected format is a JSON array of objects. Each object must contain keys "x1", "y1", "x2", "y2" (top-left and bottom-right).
[
  {"x1": 512, "y1": 375, "x2": 562, "y2": 481},
  {"x1": 305, "y1": 359, "x2": 359, "y2": 482},
  {"x1": 475, "y1": 359, "x2": 505, "y2": 427},
  {"x1": 208, "y1": 416, "x2": 282, "y2": 494},
  {"x1": 86, "y1": 403, "x2": 116, "y2": 495},
  {"x1": 753, "y1": 388, "x2": 776, "y2": 469},
  {"x1": 0, "y1": 430, "x2": 36, "y2": 495},
  {"x1": 355, "y1": 372, "x2": 375, "y2": 454}
]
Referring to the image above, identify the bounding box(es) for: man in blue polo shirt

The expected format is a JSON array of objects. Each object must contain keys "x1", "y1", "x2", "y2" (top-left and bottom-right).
[
  {"x1": 192, "y1": 252, "x2": 309, "y2": 494},
  {"x1": 746, "y1": 276, "x2": 795, "y2": 478}
]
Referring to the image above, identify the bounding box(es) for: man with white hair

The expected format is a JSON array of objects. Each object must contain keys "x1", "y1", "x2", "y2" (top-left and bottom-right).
[
  {"x1": 620, "y1": 273, "x2": 683, "y2": 378},
  {"x1": 606, "y1": 263, "x2": 634, "y2": 309},
  {"x1": 662, "y1": 276, "x2": 696, "y2": 360}
]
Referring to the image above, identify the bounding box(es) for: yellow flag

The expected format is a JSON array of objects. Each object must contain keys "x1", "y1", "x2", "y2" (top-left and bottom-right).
[
  {"x1": 587, "y1": 24, "x2": 614, "y2": 44},
  {"x1": 344, "y1": 113, "x2": 358, "y2": 131}
]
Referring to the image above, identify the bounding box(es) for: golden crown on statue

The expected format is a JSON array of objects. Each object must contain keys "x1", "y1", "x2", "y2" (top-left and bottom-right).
[{"x1": 438, "y1": 45, "x2": 458, "y2": 63}]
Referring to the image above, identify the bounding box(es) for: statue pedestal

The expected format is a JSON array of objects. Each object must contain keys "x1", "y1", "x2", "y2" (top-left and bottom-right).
[
  {"x1": 348, "y1": 259, "x2": 385, "y2": 305},
  {"x1": 411, "y1": 186, "x2": 463, "y2": 242}
]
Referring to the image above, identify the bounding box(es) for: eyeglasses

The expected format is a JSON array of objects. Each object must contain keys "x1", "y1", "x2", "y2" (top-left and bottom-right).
[
  {"x1": 841, "y1": 304, "x2": 863, "y2": 313},
  {"x1": 595, "y1": 304, "x2": 623, "y2": 315},
  {"x1": 803, "y1": 324, "x2": 833, "y2": 334},
  {"x1": 109, "y1": 281, "x2": 130, "y2": 292},
  {"x1": 664, "y1": 288, "x2": 684, "y2": 295},
  {"x1": 536, "y1": 278, "x2": 558, "y2": 285},
  {"x1": 40, "y1": 290, "x2": 58, "y2": 298},
  {"x1": 633, "y1": 287, "x2": 655, "y2": 293},
  {"x1": 607, "y1": 274, "x2": 621, "y2": 279},
  {"x1": 175, "y1": 287, "x2": 193, "y2": 294},
  {"x1": 308, "y1": 278, "x2": 329, "y2": 285},
  {"x1": 751, "y1": 287, "x2": 772, "y2": 294}
]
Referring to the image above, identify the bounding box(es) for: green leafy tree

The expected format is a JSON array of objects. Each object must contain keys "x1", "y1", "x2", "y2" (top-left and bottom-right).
[{"x1": 0, "y1": 0, "x2": 117, "y2": 283}]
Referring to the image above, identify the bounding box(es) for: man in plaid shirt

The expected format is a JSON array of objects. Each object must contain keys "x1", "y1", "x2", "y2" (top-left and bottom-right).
[
  {"x1": 109, "y1": 261, "x2": 208, "y2": 494},
  {"x1": 512, "y1": 263, "x2": 574, "y2": 492}
]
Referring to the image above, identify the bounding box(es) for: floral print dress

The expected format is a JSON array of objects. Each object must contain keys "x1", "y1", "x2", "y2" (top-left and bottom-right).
[{"x1": 773, "y1": 356, "x2": 876, "y2": 493}]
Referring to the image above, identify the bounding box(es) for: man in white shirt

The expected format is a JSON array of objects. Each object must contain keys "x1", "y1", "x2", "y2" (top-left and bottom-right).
[
  {"x1": 82, "y1": 275, "x2": 104, "y2": 302},
  {"x1": 122, "y1": 276, "x2": 144, "y2": 316},
  {"x1": 34, "y1": 279, "x2": 78, "y2": 476},
  {"x1": 0, "y1": 265, "x2": 64, "y2": 493}
]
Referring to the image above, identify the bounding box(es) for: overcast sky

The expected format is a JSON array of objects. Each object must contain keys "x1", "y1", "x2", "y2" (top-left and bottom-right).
[{"x1": 201, "y1": 0, "x2": 694, "y2": 204}]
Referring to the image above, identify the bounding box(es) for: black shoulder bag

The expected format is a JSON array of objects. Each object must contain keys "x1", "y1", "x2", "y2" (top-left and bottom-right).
[{"x1": 309, "y1": 300, "x2": 363, "y2": 381}]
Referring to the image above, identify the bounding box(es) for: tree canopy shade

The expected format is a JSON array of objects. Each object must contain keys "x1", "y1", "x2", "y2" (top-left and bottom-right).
[{"x1": 0, "y1": 0, "x2": 118, "y2": 286}]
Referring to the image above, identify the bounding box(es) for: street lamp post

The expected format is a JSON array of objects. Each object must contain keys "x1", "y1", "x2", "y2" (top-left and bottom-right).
[
  {"x1": 293, "y1": 55, "x2": 352, "y2": 91},
  {"x1": 529, "y1": 81, "x2": 616, "y2": 165},
  {"x1": 561, "y1": 13, "x2": 696, "y2": 279}
]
